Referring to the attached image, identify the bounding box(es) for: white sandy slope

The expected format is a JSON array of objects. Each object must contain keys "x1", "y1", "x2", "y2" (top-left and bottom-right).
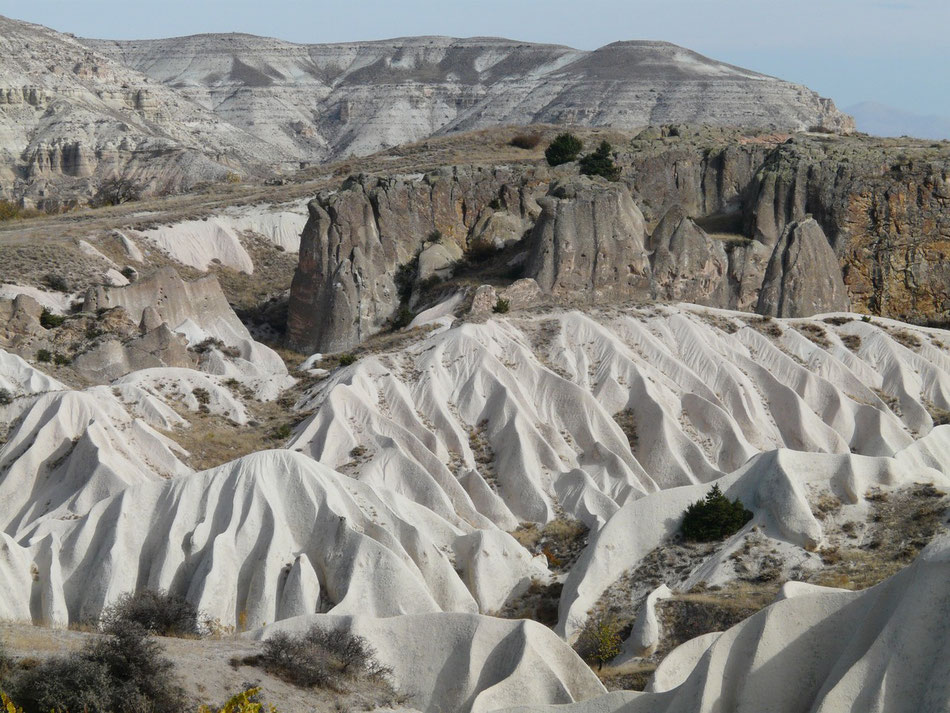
[
  {"x1": 290, "y1": 306, "x2": 950, "y2": 527},
  {"x1": 0, "y1": 382, "x2": 192, "y2": 538},
  {"x1": 499, "y1": 534, "x2": 950, "y2": 713},
  {"x1": 257, "y1": 613, "x2": 606, "y2": 713},
  {"x1": 130, "y1": 200, "x2": 307, "y2": 273},
  {"x1": 13, "y1": 450, "x2": 548, "y2": 628}
]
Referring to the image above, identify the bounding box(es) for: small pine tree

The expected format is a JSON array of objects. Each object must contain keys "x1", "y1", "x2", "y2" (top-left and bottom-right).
[
  {"x1": 545, "y1": 133, "x2": 583, "y2": 166},
  {"x1": 578, "y1": 141, "x2": 621, "y2": 181},
  {"x1": 680, "y1": 484, "x2": 753, "y2": 542}
]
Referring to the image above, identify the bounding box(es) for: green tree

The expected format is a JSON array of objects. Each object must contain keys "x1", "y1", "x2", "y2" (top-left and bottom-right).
[
  {"x1": 578, "y1": 141, "x2": 621, "y2": 181},
  {"x1": 680, "y1": 484, "x2": 753, "y2": 542},
  {"x1": 545, "y1": 133, "x2": 583, "y2": 166}
]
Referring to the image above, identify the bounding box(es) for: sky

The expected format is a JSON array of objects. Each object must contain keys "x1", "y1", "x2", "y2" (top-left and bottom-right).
[{"x1": 2, "y1": 0, "x2": 948, "y2": 118}]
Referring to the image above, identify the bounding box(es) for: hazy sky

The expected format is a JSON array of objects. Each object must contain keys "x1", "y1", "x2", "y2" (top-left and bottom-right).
[{"x1": 3, "y1": 0, "x2": 948, "y2": 117}]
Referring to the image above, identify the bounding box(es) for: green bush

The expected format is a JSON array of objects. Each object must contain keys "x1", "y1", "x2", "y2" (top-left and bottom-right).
[
  {"x1": 5, "y1": 621, "x2": 181, "y2": 713},
  {"x1": 394, "y1": 257, "x2": 419, "y2": 302},
  {"x1": 337, "y1": 353, "x2": 358, "y2": 367},
  {"x1": 100, "y1": 589, "x2": 201, "y2": 638},
  {"x1": 52, "y1": 353, "x2": 72, "y2": 366},
  {"x1": 493, "y1": 298, "x2": 510, "y2": 314},
  {"x1": 680, "y1": 484, "x2": 753, "y2": 542},
  {"x1": 545, "y1": 133, "x2": 583, "y2": 166},
  {"x1": 35, "y1": 349, "x2": 52, "y2": 363},
  {"x1": 40, "y1": 309, "x2": 66, "y2": 329},
  {"x1": 392, "y1": 305, "x2": 415, "y2": 330},
  {"x1": 0, "y1": 388, "x2": 12, "y2": 406},
  {"x1": 42, "y1": 274, "x2": 70, "y2": 292},
  {"x1": 271, "y1": 423, "x2": 292, "y2": 440},
  {"x1": 578, "y1": 141, "x2": 621, "y2": 181}
]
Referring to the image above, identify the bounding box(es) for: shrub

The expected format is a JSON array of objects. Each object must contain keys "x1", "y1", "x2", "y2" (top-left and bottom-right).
[
  {"x1": 0, "y1": 388, "x2": 12, "y2": 406},
  {"x1": 92, "y1": 177, "x2": 142, "y2": 207},
  {"x1": 199, "y1": 688, "x2": 275, "y2": 713},
  {"x1": 545, "y1": 133, "x2": 583, "y2": 166},
  {"x1": 42, "y1": 273, "x2": 70, "y2": 292},
  {"x1": 35, "y1": 349, "x2": 52, "y2": 363},
  {"x1": 100, "y1": 589, "x2": 201, "y2": 638},
  {"x1": 493, "y1": 298, "x2": 510, "y2": 314},
  {"x1": 510, "y1": 133, "x2": 541, "y2": 150},
  {"x1": 391, "y1": 305, "x2": 415, "y2": 330},
  {"x1": 52, "y1": 353, "x2": 71, "y2": 366},
  {"x1": 1, "y1": 691, "x2": 24, "y2": 713},
  {"x1": 254, "y1": 626, "x2": 389, "y2": 690},
  {"x1": 271, "y1": 424, "x2": 292, "y2": 440},
  {"x1": 681, "y1": 484, "x2": 753, "y2": 542},
  {"x1": 394, "y1": 257, "x2": 419, "y2": 302},
  {"x1": 0, "y1": 200, "x2": 42, "y2": 222},
  {"x1": 578, "y1": 141, "x2": 621, "y2": 181},
  {"x1": 6, "y1": 622, "x2": 181, "y2": 713},
  {"x1": 426, "y1": 230, "x2": 442, "y2": 244},
  {"x1": 337, "y1": 353, "x2": 357, "y2": 367},
  {"x1": 39, "y1": 309, "x2": 65, "y2": 329},
  {"x1": 574, "y1": 612, "x2": 621, "y2": 670}
]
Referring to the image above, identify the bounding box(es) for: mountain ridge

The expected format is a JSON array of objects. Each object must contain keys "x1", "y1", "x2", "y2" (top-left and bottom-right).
[{"x1": 0, "y1": 13, "x2": 852, "y2": 205}]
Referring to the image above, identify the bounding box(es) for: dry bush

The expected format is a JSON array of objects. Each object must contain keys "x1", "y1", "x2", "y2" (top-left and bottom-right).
[
  {"x1": 250, "y1": 626, "x2": 390, "y2": 691},
  {"x1": 573, "y1": 612, "x2": 621, "y2": 670},
  {"x1": 100, "y1": 589, "x2": 201, "y2": 638},
  {"x1": 4, "y1": 621, "x2": 181, "y2": 713},
  {"x1": 509, "y1": 133, "x2": 541, "y2": 150},
  {"x1": 822, "y1": 316, "x2": 853, "y2": 326}
]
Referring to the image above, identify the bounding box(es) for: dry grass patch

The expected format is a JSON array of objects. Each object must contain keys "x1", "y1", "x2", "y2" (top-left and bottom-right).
[
  {"x1": 744, "y1": 315, "x2": 783, "y2": 338},
  {"x1": 795, "y1": 322, "x2": 832, "y2": 348},
  {"x1": 840, "y1": 333, "x2": 862, "y2": 352},
  {"x1": 699, "y1": 313, "x2": 739, "y2": 334},
  {"x1": 511, "y1": 518, "x2": 589, "y2": 572}
]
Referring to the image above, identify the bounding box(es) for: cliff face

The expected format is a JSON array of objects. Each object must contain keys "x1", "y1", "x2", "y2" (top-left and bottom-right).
[
  {"x1": 288, "y1": 129, "x2": 950, "y2": 353},
  {"x1": 746, "y1": 138, "x2": 950, "y2": 321},
  {"x1": 288, "y1": 167, "x2": 545, "y2": 353}
]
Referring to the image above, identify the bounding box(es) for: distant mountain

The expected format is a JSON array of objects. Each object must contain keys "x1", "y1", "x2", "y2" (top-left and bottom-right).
[
  {"x1": 0, "y1": 13, "x2": 854, "y2": 204},
  {"x1": 848, "y1": 101, "x2": 950, "y2": 140}
]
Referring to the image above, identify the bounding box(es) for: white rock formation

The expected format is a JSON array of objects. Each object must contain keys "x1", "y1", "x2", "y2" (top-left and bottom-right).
[
  {"x1": 257, "y1": 612, "x2": 606, "y2": 713},
  {"x1": 291, "y1": 306, "x2": 950, "y2": 529}
]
